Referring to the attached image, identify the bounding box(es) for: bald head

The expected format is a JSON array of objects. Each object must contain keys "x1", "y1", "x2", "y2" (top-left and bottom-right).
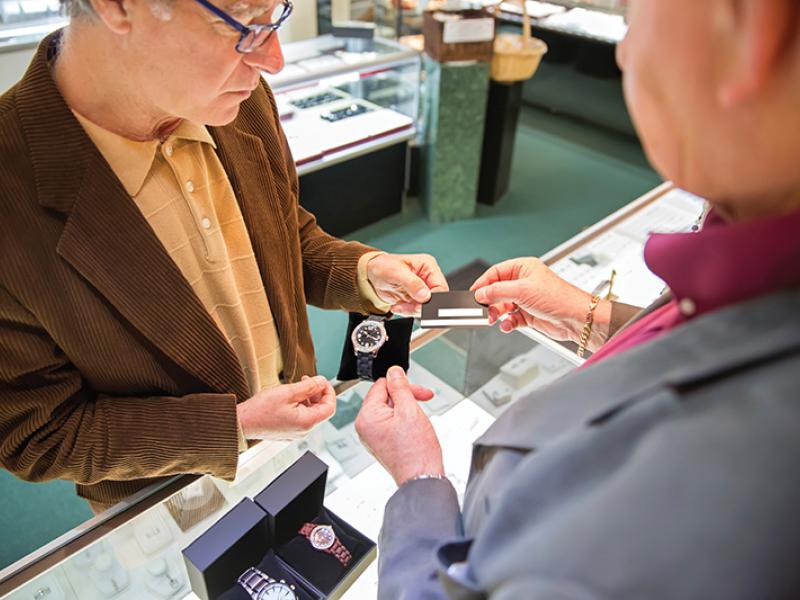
[{"x1": 618, "y1": 0, "x2": 800, "y2": 220}]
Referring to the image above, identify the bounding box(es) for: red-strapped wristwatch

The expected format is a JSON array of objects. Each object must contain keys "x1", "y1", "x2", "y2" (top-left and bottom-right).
[{"x1": 298, "y1": 523, "x2": 352, "y2": 567}]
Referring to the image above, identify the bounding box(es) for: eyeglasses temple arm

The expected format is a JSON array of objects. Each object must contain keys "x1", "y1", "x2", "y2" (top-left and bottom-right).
[{"x1": 193, "y1": 0, "x2": 249, "y2": 34}]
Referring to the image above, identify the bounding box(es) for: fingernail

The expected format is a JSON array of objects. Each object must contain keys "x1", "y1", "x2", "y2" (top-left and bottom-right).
[
  {"x1": 387, "y1": 366, "x2": 404, "y2": 379},
  {"x1": 475, "y1": 289, "x2": 486, "y2": 303}
]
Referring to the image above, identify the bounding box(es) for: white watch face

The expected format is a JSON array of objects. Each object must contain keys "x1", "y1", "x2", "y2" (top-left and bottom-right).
[
  {"x1": 258, "y1": 582, "x2": 296, "y2": 600},
  {"x1": 352, "y1": 321, "x2": 387, "y2": 353},
  {"x1": 309, "y1": 524, "x2": 336, "y2": 549}
]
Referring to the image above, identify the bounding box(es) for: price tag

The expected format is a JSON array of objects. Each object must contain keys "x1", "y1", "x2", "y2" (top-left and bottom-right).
[{"x1": 442, "y1": 17, "x2": 495, "y2": 44}]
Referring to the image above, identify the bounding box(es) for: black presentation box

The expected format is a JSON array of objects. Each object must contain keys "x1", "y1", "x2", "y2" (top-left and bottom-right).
[
  {"x1": 254, "y1": 451, "x2": 377, "y2": 600},
  {"x1": 182, "y1": 498, "x2": 272, "y2": 600}
]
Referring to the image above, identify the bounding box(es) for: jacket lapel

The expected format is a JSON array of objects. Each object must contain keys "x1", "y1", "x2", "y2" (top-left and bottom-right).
[
  {"x1": 17, "y1": 32, "x2": 248, "y2": 399},
  {"x1": 476, "y1": 288, "x2": 800, "y2": 453}
]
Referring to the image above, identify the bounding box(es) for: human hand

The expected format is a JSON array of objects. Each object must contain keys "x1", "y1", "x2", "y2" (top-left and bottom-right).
[
  {"x1": 470, "y1": 257, "x2": 612, "y2": 348},
  {"x1": 236, "y1": 376, "x2": 336, "y2": 441},
  {"x1": 355, "y1": 366, "x2": 444, "y2": 487},
  {"x1": 365, "y1": 253, "x2": 448, "y2": 316}
]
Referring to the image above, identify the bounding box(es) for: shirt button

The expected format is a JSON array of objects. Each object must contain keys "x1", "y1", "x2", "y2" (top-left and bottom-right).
[
  {"x1": 185, "y1": 180, "x2": 194, "y2": 193},
  {"x1": 679, "y1": 298, "x2": 696, "y2": 316},
  {"x1": 164, "y1": 145, "x2": 173, "y2": 157},
  {"x1": 201, "y1": 217, "x2": 212, "y2": 230}
]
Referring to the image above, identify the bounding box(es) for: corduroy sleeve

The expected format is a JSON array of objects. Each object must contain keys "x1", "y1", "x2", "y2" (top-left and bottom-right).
[
  {"x1": 0, "y1": 285, "x2": 240, "y2": 490},
  {"x1": 262, "y1": 81, "x2": 388, "y2": 315}
]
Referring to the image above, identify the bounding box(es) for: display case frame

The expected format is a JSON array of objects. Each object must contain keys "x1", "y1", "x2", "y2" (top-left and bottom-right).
[{"x1": 0, "y1": 183, "x2": 705, "y2": 599}]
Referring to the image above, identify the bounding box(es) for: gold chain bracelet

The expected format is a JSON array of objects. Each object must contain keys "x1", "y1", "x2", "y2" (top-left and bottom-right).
[
  {"x1": 576, "y1": 294, "x2": 601, "y2": 358},
  {"x1": 576, "y1": 269, "x2": 616, "y2": 358}
]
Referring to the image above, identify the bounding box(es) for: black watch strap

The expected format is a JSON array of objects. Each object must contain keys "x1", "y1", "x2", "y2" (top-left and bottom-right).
[{"x1": 356, "y1": 352, "x2": 374, "y2": 381}]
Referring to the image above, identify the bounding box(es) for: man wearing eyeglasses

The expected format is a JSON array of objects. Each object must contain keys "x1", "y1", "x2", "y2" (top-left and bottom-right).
[{"x1": 0, "y1": 0, "x2": 446, "y2": 511}]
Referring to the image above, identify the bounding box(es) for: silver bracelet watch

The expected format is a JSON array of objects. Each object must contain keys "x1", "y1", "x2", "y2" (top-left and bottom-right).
[{"x1": 237, "y1": 567, "x2": 297, "y2": 600}]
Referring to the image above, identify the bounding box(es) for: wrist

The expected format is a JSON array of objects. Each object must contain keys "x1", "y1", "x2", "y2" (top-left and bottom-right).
[
  {"x1": 236, "y1": 399, "x2": 256, "y2": 440},
  {"x1": 393, "y1": 457, "x2": 445, "y2": 487},
  {"x1": 587, "y1": 299, "x2": 613, "y2": 352}
]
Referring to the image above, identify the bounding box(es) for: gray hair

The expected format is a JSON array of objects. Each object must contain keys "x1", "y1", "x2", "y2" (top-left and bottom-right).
[{"x1": 61, "y1": 0, "x2": 174, "y2": 21}]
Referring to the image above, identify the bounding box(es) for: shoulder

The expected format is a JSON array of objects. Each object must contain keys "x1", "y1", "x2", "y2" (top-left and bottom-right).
[{"x1": 0, "y1": 84, "x2": 46, "y2": 286}]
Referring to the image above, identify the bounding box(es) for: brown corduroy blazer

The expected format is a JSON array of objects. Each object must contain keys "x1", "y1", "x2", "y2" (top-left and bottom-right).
[{"x1": 0, "y1": 34, "x2": 379, "y2": 507}]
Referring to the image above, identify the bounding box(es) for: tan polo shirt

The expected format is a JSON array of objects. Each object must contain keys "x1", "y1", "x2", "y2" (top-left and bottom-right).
[{"x1": 73, "y1": 113, "x2": 388, "y2": 440}]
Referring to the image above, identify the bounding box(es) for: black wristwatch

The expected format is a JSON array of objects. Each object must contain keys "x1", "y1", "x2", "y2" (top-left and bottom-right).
[{"x1": 351, "y1": 315, "x2": 389, "y2": 381}]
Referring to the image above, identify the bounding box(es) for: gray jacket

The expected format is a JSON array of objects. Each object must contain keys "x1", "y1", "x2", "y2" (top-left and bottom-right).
[{"x1": 378, "y1": 288, "x2": 800, "y2": 599}]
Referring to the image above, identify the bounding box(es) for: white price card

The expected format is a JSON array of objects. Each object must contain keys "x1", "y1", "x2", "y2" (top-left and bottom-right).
[{"x1": 442, "y1": 17, "x2": 495, "y2": 44}]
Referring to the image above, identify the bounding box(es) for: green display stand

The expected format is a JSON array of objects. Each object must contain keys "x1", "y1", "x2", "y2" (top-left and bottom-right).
[{"x1": 421, "y1": 55, "x2": 490, "y2": 223}]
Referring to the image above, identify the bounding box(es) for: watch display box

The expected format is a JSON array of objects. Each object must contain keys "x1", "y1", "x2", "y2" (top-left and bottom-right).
[
  {"x1": 182, "y1": 498, "x2": 272, "y2": 600},
  {"x1": 181, "y1": 453, "x2": 376, "y2": 600},
  {"x1": 254, "y1": 452, "x2": 377, "y2": 600}
]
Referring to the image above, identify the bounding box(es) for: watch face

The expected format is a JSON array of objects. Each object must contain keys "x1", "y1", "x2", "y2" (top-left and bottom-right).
[
  {"x1": 309, "y1": 525, "x2": 336, "y2": 550},
  {"x1": 352, "y1": 321, "x2": 387, "y2": 353},
  {"x1": 258, "y1": 582, "x2": 296, "y2": 600}
]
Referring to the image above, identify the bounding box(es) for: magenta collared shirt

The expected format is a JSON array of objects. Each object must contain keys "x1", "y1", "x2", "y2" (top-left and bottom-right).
[{"x1": 584, "y1": 206, "x2": 800, "y2": 366}]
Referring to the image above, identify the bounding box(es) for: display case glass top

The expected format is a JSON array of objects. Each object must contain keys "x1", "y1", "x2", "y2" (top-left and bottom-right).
[
  {"x1": 263, "y1": 34, "x2": 420, "y2": 94},
  {"x1": 265, "y1": 34, "x2": 421, "y2": 176}
]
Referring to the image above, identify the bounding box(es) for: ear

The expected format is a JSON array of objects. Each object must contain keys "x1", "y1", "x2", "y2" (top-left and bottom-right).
[
  {"x1": 717, "y1": 0, "x2": 799, "y2": 106},
  {"x1": 88, "y1": 0, "x2": 134, "y2": 35}
]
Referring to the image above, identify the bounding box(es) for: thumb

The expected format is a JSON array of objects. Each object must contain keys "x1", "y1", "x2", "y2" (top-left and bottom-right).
[
  {"x1": 393, "y1": 269, "x2": 432, "y2": 303},
  {"x1": 287, "y1": 376, "x2": 327, "y2": 402},
  {"x1": 386, "y1": 366, "x2": 416, "y2": 412}
]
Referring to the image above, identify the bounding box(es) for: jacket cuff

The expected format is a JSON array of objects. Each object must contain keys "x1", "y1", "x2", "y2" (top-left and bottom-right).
[{"x1": 357, "y1": 251, "x2": 393, "y2": 314}]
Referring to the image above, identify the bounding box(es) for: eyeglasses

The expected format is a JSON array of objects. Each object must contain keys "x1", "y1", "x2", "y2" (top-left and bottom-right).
[{"x1": 193, "y1": 0, "x2": 293, "y2": 54}]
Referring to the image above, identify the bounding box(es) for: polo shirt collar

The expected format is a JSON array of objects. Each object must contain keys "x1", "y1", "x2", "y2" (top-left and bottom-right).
[
  {"x1": 645, "y1": 205, "x2": 800, "y2": 318},
  {"x1": 71, "y1": 111, "x2": 216, "y2": 197}
]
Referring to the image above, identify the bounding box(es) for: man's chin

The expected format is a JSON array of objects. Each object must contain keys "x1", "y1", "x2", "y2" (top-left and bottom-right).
[{"x1": 204, "y1": 102, "x2": 243, "y2": 127}]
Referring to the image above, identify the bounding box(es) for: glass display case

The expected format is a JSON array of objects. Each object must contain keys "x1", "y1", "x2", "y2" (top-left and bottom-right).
[
  {"x1": 264, "y1": 34, "x2": 422, "y2": 176},
  {"x1": 0, "y1": 184, "x2": 705, "y2": 600},
  {"x1": 0, "y1": 327, "x2": 580, "y2": 600},
  {"x1": 0, "y1": 0, "x2": 65, "y2": 52}
]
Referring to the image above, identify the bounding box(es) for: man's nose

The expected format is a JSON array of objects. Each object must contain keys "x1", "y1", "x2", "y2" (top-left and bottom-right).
[{"x1": 243, "y1": 32, "x2": 285, "y2": 74}]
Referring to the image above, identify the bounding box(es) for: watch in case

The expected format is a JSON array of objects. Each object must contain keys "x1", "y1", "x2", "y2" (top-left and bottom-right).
[
  {"x1": 298, "y1": 523, "x2": 353, "y2": 567},
  {"x1": 351, "y1": 315, "x2": 389, "y2": 381},
  {"x1": 237, "y1": 567, "x2": 297, "y2": 600}
]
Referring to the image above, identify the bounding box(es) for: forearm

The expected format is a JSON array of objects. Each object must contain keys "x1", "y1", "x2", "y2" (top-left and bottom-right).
[
  {"x1": 378, "y1": 478, "x2": 461, "y2": 600},
  {"x1": 0, "y1": 384, "x2": 240, "y2": 486},
  {"x1": 297, "y1": 205, "x2": 385, "y2": 313}
]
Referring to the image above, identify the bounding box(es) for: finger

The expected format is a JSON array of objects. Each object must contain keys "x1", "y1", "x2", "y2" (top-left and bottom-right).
[
  {"x1": 298, "y1": 391, "x2": 336, "y2": 427},
  {"x1": 415, "y1": 256, "x2": 449, "y2": 294},
  {"x1": 305, "y1": 376, "x2": 334, "y2": 404},
  {"x1": 469, "y1": 259, "x2": 522, "y2": 291},
  {"x1": 500, "y1": 311, "x2": 527, "y2": 333},
  {"x1": 487, "y1": 302, "x2": 517, "y2": 324},
  {"x1": 386, "y1": 366, "x2": 417, "y2": 414},
  {"x1": 474, "y1": 280, "x2": 529, "y2": 307},
  {"x1": 288, "y1": 375, "x2": 328, "y2": 403},
  {"x1": 361, "y1": 378, "x2": 390, "y2": 411},
  {"x1": 409, "y1": 383, "x2": 434, "y2": 401},
  {"x1": 389, "y1": 267, "x2": 432, "y2": 304}
]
